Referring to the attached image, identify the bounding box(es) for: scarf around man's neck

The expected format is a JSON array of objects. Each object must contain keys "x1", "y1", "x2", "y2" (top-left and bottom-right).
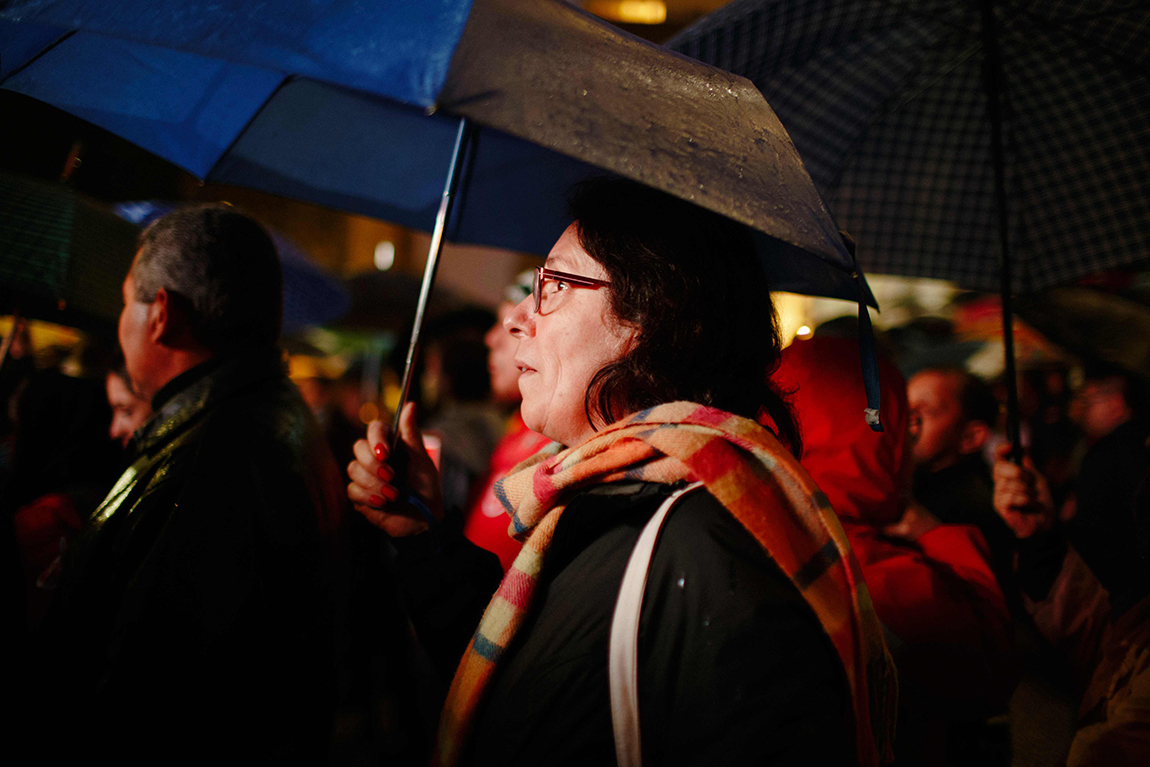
[{"x1": 434, "y1": 401, "x2": 896, "y2": 766}]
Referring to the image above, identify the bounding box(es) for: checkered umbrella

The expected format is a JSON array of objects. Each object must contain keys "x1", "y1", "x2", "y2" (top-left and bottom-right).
[
  {"x1": 670, "y1": 0, "x2": 1150, "y2": 455},
  {"x1": 668, "y1": 0, "x2": 1150, "y2": 293}
]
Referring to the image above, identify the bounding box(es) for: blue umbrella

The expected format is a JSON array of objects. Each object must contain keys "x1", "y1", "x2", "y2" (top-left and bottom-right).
[{"x1": 2, "y1": 0, "x2": 886, "y2": 431}]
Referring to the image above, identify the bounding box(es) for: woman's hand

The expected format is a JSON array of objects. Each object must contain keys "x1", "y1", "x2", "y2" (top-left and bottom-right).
[
  {"x1": 347, "y1": 402, "x2": 444, "y2": 537},
  {"x1": 992, "y1": 442, "x2": 1055, "y2": 539}
]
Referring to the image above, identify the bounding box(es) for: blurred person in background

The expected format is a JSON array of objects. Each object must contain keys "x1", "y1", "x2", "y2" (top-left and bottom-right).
[
  {"x1": 423, "y1": 307, "x2": 505, "y2": 513},
  {"x1": 993, "y1": 440, "x2": 1150, "y2": 766},
  {"x1": 7, "y1": 360, "x2": 120, "y2": 632},
  {"x1": 1, "y1": 317, "x2": 34, "y2": 493},
  {"x1": 776, "y1": 336, "x2": 1015, "y2": 766},
  {"x1": 105, "y1": 354, "x2": 151, "y2": 449},
  {"x1": 461, "y1": 272, "x2": 553, "y2": 571},
  {"x1": 289, "y1": 353, "x2": 364, "y2": 470},
  {"x1": 1027, "y1": 365, "x2": 1079, "y2": 493},
  {"x1": 295, "y1": 351, "x2": 431, "y2": 765},
  {"x1": 1064, "y1": 365, "x2": 1150, "y2": 597},
  {"x1": 28, "y1": 205, "x2": 344, "y2": 763},
  {"x1": 909, "y1": 366, "x2": 1016, "y2": 605}
]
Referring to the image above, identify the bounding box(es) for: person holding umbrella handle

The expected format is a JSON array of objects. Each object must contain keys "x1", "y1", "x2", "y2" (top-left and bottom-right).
[{"x1": 347, "y1": 178, "x2": 896, "y2": 767}]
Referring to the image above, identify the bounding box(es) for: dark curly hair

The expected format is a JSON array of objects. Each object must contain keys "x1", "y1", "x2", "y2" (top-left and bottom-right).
[{"x1": 571, "y1": 177, "x2": 801, "y2": 456}]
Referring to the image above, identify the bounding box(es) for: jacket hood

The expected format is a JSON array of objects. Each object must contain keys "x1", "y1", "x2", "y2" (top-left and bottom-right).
[{"x1": 774, "y1": 337, "x2": 910, "y2": 526}]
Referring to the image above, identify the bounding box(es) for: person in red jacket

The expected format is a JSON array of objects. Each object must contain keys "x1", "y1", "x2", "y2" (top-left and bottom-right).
[
  {"x1": 775, "y1": 335, "x2": 1016, "y2": 763},
  {"x1": 461, "y1": 274, "x2": 552, "y2": 571}
]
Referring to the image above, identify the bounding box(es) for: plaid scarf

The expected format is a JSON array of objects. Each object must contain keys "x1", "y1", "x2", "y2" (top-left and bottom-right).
[{"x1": 434, "y1": 402, "x2": 896, "y2": 766}]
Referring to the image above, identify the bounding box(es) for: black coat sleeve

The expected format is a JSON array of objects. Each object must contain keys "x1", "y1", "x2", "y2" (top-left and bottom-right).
[{"x1": 391, "y1": 511, "x2": 504, "y2": 679}]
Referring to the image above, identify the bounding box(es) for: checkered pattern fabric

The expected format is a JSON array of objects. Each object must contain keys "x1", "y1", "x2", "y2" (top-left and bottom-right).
[
  {"x1": 669, "y1": 0, "x2": 1150, "y2": 292},
  {"x1": 433, "y1": 401, "x2": 896, "y2": 767},
  {"x1": 0, "y1": 173, "x2": 73, "y2": 300}
]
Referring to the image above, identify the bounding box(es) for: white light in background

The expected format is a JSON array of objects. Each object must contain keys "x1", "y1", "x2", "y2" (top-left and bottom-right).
[
  {"x1": 374, "y1": 240, "x2": 395, "y2": 271},
  {"x1": 773, "y1": 292, "x2": 814, "y2": 347}
]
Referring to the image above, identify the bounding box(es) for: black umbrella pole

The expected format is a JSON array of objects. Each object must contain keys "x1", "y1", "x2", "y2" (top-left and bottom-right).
[
  {"x1": 1001, "y1": 256, "x2": 1023, "y2": 463},
  {"x1": 390, "y1": 117, "x2": 470, "y2": 451},
  {"x1": 981, "y1": 0, "x2": 1023, "y2": 464}
]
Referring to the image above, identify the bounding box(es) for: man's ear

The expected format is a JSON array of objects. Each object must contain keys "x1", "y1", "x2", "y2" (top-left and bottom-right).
[
  {"x1": 959, "y1": 420, "x2": 990, "y2": 455},
  {"x1": 148, "y1": 287, "x2": 171, "y2": 345}
]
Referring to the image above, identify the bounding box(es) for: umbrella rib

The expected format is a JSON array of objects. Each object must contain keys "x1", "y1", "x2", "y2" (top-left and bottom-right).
[
  {"x1": 202, "y1": 75, "x2": 293, "y2": 182},
  {"x1": 2, "y1": 28, "x2": 76, "y2": 81},
  {"x1": 789, "y1": 0, "x2": 979, "y2": 194},
  {"x1": 1003, "y1": 3, "x2": 1150, "y2": 79},
  {"x1": 888, "y1": 40, "x2": 982, "y2": 113},
  {"x1": 1002, "y1": 0, "x2": 1146, "y2": 25},
  {"x1": 871, "y1": 0, "x2": 973, "y2": 37},
  {"x1": 822, "y1": 37, "x2": 981, "y2": 194}
]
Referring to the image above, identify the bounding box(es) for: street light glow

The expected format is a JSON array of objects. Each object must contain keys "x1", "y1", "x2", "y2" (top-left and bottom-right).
[
  {"x1": 586, "y1": 1, "x2": 667, "y2": 25},
  {"x1": 374, "y1": 240, "x2": 395, "y2": 271}
]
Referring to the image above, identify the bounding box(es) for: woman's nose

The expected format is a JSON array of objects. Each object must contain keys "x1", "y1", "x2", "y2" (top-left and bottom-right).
[{"x1": 504, "y1": 295, "x2": 534, "y2": 337}]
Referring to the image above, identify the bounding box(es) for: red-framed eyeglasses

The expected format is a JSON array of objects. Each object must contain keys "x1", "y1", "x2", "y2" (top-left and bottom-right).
[{"x1": 532, "y1": 266, "x2": 611, "y2": 313}]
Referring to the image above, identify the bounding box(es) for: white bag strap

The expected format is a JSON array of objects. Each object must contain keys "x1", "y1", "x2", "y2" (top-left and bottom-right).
[{"x1": 609, "y1": 481, "x2": 704, "y2": 767}]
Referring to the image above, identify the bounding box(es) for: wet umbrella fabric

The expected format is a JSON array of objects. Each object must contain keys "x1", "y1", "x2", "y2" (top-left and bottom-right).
[
  {"x1": 0, "y1": 182, "x2": 349, "y2": 334},
  {"x1": 0, "y1": 0, "x2": 870, "y2": 303},
  {"x1": 1015, "y1": 287, "x2": 1150, "y2": 384},
  {"x1": 0, "y1": 172, "x2": 139, "y2": 330},
  {"x1": 668, "y1": 0, "x2": 1150, "y2": 293}
]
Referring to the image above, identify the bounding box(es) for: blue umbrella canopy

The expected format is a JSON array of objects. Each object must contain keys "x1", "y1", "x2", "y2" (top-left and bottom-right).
[{"x1": 1, "y1": 0, "x2": 873, "y2": 304}]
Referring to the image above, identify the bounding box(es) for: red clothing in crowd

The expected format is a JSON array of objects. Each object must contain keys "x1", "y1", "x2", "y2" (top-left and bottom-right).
[
  {"x1": 462, "y1": 411, "x2": 552, "y2": 571},
  {"x1": 14, "y1": 492, "x2": 85, "y2": 629},
  {"x1": 775, "y1": 337, "x2": 1015, "y2": 717}
]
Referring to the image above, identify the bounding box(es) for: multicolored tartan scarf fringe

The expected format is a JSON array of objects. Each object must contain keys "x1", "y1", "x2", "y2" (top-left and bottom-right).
[{"x1": 433, "y1": 402, "x2": 896, "y2": 766}]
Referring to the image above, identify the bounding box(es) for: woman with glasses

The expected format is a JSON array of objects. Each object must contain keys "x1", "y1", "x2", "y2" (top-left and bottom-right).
[{"x1": 346, "y1": 178, "x2": 895, "y2": 767}]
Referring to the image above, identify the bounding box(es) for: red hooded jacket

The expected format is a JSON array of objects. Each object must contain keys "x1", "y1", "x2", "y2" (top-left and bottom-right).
[{"x1": 775, "y1": 337, "x2": 1014, "y2": 717}]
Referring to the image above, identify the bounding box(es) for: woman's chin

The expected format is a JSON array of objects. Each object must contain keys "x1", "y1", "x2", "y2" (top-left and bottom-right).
[{"x1": 518, "y1": 403, "x2": 545, "y2": 438}]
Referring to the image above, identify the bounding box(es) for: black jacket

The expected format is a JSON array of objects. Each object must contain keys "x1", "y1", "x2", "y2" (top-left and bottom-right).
[
  {"x1": 398, "y1": 480, "x2": 854, "y2": 766},
  {"x1": 35, "y1": 349, "x2": 344, "y2": 763}
]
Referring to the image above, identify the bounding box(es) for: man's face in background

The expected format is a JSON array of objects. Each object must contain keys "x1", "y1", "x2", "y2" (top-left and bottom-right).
[{"x1": 106, "y1": 370, "x2": 151, "y2": 448}]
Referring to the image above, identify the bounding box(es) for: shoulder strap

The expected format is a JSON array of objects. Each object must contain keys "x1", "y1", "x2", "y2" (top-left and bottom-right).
[{"x1": 609, "y1": 481, "x2": 705, "y2": 767}]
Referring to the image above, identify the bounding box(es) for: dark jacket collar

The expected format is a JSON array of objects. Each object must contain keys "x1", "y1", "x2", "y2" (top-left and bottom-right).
[
  {"x1": 150, "y1": 356, "x2": 227, "y2": 412},
  {"x1": 135, "y1": 346, "x2": 285, "y2": 456}
]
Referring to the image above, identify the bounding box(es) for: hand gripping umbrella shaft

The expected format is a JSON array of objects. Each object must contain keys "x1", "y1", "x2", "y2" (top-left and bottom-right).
[
  {"x1": 391, "y1": 117, "x2": 470, "y2": 456},
  {"x1": 386, "y1": 117, "x2": 469, "y2": 530}
]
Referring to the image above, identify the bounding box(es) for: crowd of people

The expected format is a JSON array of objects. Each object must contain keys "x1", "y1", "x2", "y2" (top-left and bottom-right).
[{"x1": 3, "y1": 181, "x2": 1148, "y2": 765}]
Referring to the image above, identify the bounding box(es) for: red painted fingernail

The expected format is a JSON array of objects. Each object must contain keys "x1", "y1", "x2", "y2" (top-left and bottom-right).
[
  {"x1": 381, "y1": 485, "x2": 399, "y2": 502},
  {"x1": 369, "y1": 495, "x2": 384, "y2": 507},
  {"x1": 377, "y1": 466, "x2": 393, "y2": 481},
  {"x1": 374, "y1": 443, "x2": 387, "y2": 461}
]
